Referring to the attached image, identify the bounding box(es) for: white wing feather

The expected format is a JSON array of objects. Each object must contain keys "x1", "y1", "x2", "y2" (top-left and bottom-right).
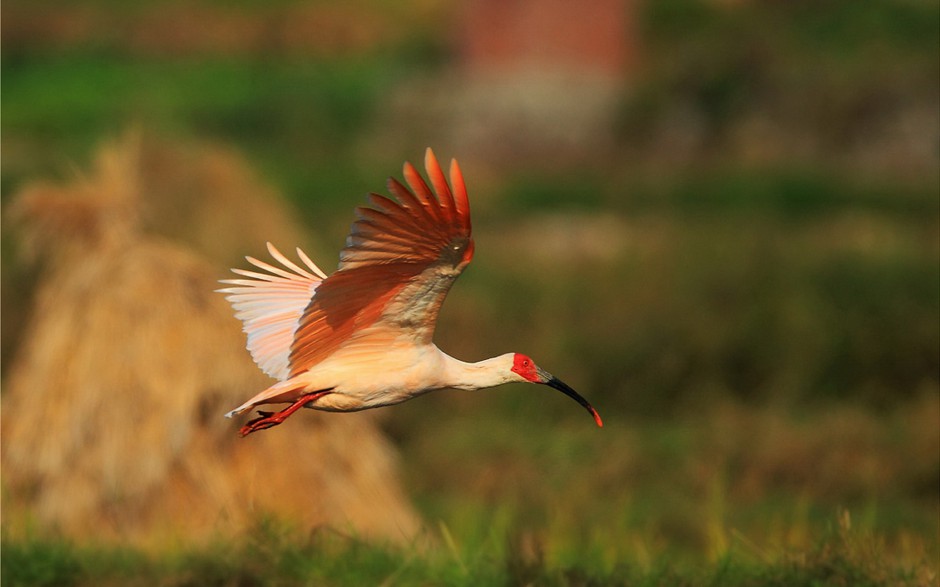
[{"x1": 218, "y1": 242, "x2": 323, "y2": 381}]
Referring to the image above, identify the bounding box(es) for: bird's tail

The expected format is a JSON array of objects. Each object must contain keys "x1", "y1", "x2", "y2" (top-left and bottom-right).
[{"x1": 224, "y1": 377, "x2": 313, "y2": 418}]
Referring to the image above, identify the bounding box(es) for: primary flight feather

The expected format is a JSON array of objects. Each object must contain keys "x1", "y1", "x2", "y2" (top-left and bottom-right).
[{"x1": 220, "y1": 148, "x2": 602, "y2": 436}]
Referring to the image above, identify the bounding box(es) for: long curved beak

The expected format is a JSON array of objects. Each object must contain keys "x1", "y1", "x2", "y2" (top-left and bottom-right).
[{"x1": 538, "y1": 368, "x2": 603, "y2": 427}]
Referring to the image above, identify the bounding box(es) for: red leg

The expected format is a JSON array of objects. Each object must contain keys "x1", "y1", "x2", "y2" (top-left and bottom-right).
[{"x1": 239, "y1": 391, "x2": 332, "y2": 437}]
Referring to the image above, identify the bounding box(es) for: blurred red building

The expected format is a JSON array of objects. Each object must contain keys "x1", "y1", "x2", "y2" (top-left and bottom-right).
[
  {"x1": 459, "y1": 0, "x2": 635, "y2": 77},
  {"x1": 398, "y1": 0, "x2": 638, "y2": 166}
]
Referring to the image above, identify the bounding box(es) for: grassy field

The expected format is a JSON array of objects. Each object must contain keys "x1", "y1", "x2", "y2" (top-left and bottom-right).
[
  {"x1": 2, "y1": 0, "x2": 938, "y2": 585},
  {"x1": 4, "y1": 395, "x2": 937, "y2": 585},
  {"x1": 1, "y1": 519, "x2": 932, "y2": 586},
  {"x1": 4, "y1": 399, "x2": 937, "y2": 585}
]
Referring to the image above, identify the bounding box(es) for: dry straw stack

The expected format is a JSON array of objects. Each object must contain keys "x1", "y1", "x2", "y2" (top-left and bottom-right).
[{"x1": 2, "y1": 134, "x2": 421, "y2": 548}]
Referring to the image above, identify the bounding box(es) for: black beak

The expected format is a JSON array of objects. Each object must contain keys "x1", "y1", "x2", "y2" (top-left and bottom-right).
[{"x1": 543, "y1": 374, "x2": 603, "y2": 428}]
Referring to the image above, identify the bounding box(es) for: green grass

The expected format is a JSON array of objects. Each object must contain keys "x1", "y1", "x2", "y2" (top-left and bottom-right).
[
  {"x1": 450, "y1": 199, "x2": 938, "y2": 415},
  {"x1": 3, "y1": 488, "x2": 933, "y2": 586},
  {"x1": 1, "y1": 53, "x2": 398, "y2": 172},
  {"x1": 2, "y1": 508, "x2": 934, "y2": 586},
  {"x1": 5, "y1": 396, "x2": 936, "y2": 585}
]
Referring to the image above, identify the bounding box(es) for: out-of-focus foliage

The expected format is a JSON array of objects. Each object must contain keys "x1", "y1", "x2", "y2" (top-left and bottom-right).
[
  {"x1": 4, "y1": 398, "x2": 937, "y2": 584},
  {"x1": 3, "y1": 0, "x2": 937, "y2": 412}
]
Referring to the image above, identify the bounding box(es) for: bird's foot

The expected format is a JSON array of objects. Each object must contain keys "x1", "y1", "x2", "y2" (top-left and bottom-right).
[
  {"x1": 238, "y1": 391, "x2": 332, "y2": 437},
  {"x1": 239, "y1": 411, "x2": 281, "y2": 436}
]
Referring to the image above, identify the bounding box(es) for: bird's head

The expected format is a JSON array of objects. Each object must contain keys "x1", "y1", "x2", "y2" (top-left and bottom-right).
[{"x1": 509, "y1": 353, "x2": 603, "y2": 427}]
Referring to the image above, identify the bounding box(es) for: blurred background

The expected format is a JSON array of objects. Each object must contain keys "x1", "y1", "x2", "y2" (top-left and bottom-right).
[{"x1": 2, "y1": 0, "x2": 938, "y2": 583}]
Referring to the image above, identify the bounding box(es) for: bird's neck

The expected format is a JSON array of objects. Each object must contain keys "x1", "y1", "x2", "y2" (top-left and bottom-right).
[{"x1": 439, "y1": 352, "x2": 514, "y2": 391}]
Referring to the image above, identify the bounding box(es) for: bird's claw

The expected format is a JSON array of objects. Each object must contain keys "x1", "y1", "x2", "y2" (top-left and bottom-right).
[
  {"x1": 236, "y1": 391, "x2": 332, "y2": 438},
  {"x1": 239, "y1": 411, "x2": 284, "y2": 437}
]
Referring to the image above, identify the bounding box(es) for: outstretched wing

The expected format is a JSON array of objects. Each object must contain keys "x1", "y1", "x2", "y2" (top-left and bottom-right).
[
  {"x1": 218, "y1": 242, "x2": 328, "y2": 380},
  {"x1": 288, "y1": 148, "x2": 473, "y2": 377}
]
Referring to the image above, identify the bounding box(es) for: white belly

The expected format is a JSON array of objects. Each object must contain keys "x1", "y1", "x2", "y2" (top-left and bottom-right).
[{"x1": 296, "y1": 343, "x2": 447, "y2": 411}]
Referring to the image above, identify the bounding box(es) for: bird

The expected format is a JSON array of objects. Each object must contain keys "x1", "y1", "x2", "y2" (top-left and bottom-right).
[{"x1": 219, "y1": 148, "x2": 603, "y2": 437}]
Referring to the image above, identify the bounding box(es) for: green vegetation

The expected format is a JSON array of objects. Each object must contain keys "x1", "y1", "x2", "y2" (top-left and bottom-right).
[
  {"x1": 4, "y1": 398, "x2": 936, "y2": 585},
  {"x1": 0, "y1": 525, "x2": 928, "y2": 586}
]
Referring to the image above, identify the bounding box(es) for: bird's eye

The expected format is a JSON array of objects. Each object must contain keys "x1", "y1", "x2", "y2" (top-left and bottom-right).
[{"x1": 523, "y1": 360, "x2": 530, "y2": 367}]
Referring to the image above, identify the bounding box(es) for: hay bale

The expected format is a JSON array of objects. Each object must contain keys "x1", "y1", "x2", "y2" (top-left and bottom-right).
[
  {"x1": 1, "y1": 134, "x2": 421, "y2": 548},
  {"x1": 131, "y1": 134, "x2": 315, "y2": 268}
]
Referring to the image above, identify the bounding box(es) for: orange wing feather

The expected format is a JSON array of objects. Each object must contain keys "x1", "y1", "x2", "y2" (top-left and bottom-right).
[{"x1": 287, "y1": 149, "x2": 473, "y2": 377}]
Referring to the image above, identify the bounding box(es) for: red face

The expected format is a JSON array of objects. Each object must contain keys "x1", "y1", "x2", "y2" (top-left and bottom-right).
[
  {"x1": 511, "y1": 353, "x2": 541, "y2": 382},
  {"x1": 510, "y1": 352, "x2": 603, "y2": 427}
]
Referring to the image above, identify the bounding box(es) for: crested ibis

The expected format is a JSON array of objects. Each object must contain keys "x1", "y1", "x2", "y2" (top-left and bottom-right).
[{"x1": 220, "y1": 149, "x2": 602, "y2": 436}]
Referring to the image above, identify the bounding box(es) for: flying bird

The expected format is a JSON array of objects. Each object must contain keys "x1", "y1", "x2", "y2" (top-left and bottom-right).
[{"x1": 220, "y1": 149, "x2": 603, "y2": 436}]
